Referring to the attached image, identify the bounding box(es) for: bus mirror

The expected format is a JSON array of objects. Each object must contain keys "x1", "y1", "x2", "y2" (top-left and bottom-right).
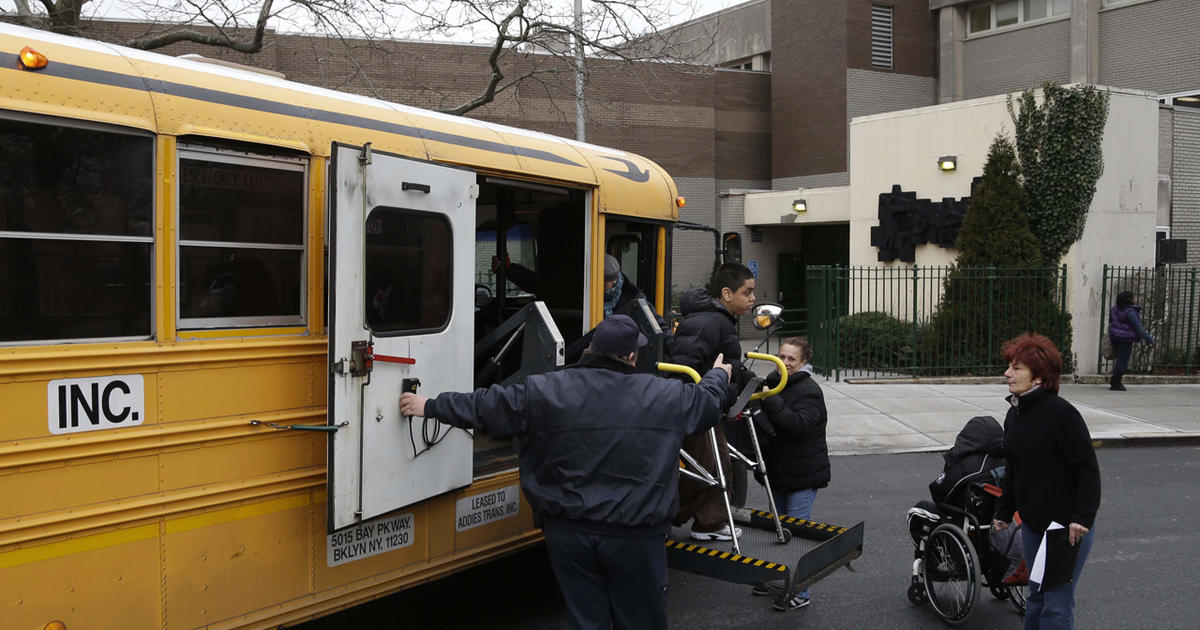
[
  {"x1": 723, "y1": 232, "x2": 742, "y2": 263},
  {"x1": 752, "y1": 303, "x2": 784, "y2": 330}
]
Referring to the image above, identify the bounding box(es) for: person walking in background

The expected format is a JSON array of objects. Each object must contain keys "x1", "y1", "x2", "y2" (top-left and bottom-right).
[
  {"x1": 1107, "y1": 291, "x2": 1155, "y2": 391},
  {"x1": 752, "y1": 336, "x2": 829, "y2": 610},
  {"x1": 992, "y1": 334, "x2": 1101, "y2": 630},
  {"x1": 399, "y1": 315, "x2": 731, "y2": 630}
]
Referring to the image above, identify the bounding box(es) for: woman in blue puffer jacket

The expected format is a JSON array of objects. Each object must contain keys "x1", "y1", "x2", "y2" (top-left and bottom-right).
[{"x1": 1108, "y1": 291, "x2": 1155, "y2": 391}]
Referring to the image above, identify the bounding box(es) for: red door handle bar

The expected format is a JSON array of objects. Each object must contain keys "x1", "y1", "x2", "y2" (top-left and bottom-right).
[{"x1": 370, "y1": 353, "x2": 416, "y2": 365}]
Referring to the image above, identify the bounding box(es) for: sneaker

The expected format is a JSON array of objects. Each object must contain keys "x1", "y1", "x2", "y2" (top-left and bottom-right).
[
  {"x1": 751, "y1": 584, "x2": 771, "y2": 596},
  {"x1": 771, "y1": 594, "x2": 811, "y2": 611},
  {"x1": 690, "y1": 525, "x2": 742, "y2": 541}
]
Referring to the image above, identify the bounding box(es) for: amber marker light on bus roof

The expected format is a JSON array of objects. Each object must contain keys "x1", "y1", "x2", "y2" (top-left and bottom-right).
[
  {"x1": 44, "y1": 621, "x2": 67, "y2": 630},
  {"x1": 18, "y1": 46, "x2": 49, "y2": 71},
  {"x1": 676, "y1": 196, "x2": 686, "y2": 208}
]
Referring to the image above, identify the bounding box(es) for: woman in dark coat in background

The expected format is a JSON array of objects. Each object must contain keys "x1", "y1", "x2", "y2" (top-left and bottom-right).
[{"x1": 754, "y1": 336, "x2": 829, "y2": 610}]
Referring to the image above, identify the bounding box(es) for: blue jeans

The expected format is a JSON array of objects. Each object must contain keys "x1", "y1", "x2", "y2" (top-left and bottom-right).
[
  {"x1": 1021, "y1": 525, "x2": 1095, "y2": 630},
  {"x1": 772, "y1": 488, "x2": 818, "y2": 598}
]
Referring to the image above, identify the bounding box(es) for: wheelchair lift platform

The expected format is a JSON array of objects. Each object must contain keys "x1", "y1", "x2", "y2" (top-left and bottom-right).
[{"x1": 666, "y1": 508, "x2": 864, "y2": 607}]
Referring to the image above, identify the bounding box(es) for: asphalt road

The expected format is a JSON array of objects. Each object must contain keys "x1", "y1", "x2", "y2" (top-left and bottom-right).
[{"x1": 297, "y1": 444, "x2": 1200, "y2": 629}]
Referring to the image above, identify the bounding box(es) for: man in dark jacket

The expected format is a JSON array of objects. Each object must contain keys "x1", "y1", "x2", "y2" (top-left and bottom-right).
[
  {"x1": 399, "y1": 315, "x2": 731, "y2": 630},
  {"x1": 668, "y1": 262, "x2": 756, "y2": 540}
]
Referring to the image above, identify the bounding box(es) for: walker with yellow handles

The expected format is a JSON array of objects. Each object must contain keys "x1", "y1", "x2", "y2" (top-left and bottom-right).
[{"x1": 656, "y1": 350, "x2": 792, "y2": 555}]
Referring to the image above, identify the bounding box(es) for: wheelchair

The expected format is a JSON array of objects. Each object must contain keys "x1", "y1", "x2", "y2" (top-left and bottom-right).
[{"x1": 906, "y1": 470, "x2": 1028, "y2": 625}]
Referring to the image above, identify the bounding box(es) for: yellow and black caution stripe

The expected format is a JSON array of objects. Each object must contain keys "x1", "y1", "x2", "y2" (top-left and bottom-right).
[
  {"x1": 747, "y1": 510, "x2": 848, "y2": 541},
  {"x1": 666, "y1": 539, "x2": 789, "y2": 572},
  {"x1": 664, "y1": 537, "x2": 789, "y2": 585}
]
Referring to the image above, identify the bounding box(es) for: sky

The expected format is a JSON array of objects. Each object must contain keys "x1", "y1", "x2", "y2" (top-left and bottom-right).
[{"x1": 20, "y1": 0, "x2": 755, "y2": 35}]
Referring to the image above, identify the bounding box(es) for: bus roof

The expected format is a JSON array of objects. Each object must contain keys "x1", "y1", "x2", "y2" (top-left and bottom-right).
[{"x1": 0, "y1": 22, "x2": 678, "y2": 220}]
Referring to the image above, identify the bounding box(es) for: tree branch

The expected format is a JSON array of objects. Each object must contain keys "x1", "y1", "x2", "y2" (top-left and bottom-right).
[{"x1": 127, "y1": 0, "x2": 274, "y2": 53}]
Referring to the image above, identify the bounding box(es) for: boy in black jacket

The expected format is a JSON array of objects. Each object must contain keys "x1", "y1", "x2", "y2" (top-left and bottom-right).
[{"x1": 669, "y1": 262, "x2": 756, "y2": 540}]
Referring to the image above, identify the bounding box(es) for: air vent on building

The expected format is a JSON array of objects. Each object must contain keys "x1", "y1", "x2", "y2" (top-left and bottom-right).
[{"x1": 871, "y1": 4, "x2": 893, "y2": 69}]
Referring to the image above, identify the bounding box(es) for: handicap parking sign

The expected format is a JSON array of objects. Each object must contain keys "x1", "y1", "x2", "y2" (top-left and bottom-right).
[{"x1": 747, "y1": 260, "x2": 758, "y2": 278}]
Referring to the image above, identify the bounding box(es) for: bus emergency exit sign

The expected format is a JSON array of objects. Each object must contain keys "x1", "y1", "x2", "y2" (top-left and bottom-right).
[{"x1": 47, "y1": 374, "x2": 145, "y2": 435}]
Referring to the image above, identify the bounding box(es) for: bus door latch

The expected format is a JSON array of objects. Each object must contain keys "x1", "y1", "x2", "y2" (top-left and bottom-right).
[
  {"x1": 349, "y1": 340, "x2": 373, "y2": 376},
  {"x1": 333, "y1": 341, "x2": 416, "y2": 377},
  {"x1": 332, "y1": 340, "x2": 373, "y2": 376}
]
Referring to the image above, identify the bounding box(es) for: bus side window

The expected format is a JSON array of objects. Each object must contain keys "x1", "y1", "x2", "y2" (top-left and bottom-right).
[
  {"x1": 0, "y1": 115, "x2": 154, "y2": 344},
  {"x1": 176, "y1": 145, "x2": 306, "y2": 329}
]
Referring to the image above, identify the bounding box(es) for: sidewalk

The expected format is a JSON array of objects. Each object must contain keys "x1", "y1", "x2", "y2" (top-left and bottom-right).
[{"x1": 739, "y1": 338, "x2": 1200, "y2": 456}]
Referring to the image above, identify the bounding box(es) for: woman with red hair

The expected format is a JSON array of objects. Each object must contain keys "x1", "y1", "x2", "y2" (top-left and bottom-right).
[{"x1": 991, "y1": 334, "x2": 1101, "y2": 630}]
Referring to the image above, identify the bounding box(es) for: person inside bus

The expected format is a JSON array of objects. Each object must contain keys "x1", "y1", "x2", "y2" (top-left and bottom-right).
[
  {"x1": 667, "y1": 262, "x2": 757, "y2": 541},
  {"x1": 562, "y1": 255, "x2": 665, "y2": 364},
  {"x1": 400, "y1": 315, "x2": 731, "y2": 630}
]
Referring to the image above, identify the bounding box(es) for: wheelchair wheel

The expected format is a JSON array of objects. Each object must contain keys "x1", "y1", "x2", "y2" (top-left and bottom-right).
[
  {"x1": 1009, "y1": 583, "x2": 1027, "y2": 616},
  {"x1": 922, "y1": 523, "x2": 980, "y2": 625}
]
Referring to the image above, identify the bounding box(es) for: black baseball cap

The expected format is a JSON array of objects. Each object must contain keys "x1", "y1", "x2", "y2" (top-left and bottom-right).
[{"x1": 592, "y1": 314, "x2": 648, "y2": 356}]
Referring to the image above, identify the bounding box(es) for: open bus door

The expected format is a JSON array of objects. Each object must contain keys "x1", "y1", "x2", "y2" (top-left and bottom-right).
[{"x1": 327, "y1": 143, "x2": 478, "y2": 531}]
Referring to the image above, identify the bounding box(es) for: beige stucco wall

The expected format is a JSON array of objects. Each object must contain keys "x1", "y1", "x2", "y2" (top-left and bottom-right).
[
  {"x1": 743, "y1": 186, "x2": 851, "y2": 225},
  {"x1": 848, "y1": 87, "x2": 1159, "y2": 372}
]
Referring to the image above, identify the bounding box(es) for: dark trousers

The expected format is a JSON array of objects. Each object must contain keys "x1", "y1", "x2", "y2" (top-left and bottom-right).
[
  {"x1": 674, "y1": 423, "x2": 733, "y2": 532},
  {"x1": 542, "y1": 524, "x2": 669, "y2": 630},
  {"x1": 1112, "y1": 339, "x2": 1133, "y2": 384}
]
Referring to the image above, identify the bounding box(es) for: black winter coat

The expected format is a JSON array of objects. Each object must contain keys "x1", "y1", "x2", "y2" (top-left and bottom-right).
[
  {"x1": 994, "y1": 388, "x2": 1102, "y2": 532},
  {"x1": 667, "y1": 287, "x2": 749, "y2": 403},
  {"x1": 760, "y1": 370, "x2": 830, "y2": 493},
  {"x1": 424, "y1": 353, "x2": 728, "y2": 534}
]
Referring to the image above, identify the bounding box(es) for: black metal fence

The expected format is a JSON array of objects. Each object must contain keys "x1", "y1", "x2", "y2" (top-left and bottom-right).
[
  {"x1": 1099, "y1": 265, "x2": 1200, "y2": 375},
  {"x1": 805, "y1": 265, "x2": 1069, "y2": 380}
]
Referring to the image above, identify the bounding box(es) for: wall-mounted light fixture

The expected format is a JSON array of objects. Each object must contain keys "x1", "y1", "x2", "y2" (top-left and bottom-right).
[
  {"x1": 792, "y1": 198, "x2": 807, "y2": 212},
  {"x1": 938, "y1": 155, "x2": 957, "y2": 172}
]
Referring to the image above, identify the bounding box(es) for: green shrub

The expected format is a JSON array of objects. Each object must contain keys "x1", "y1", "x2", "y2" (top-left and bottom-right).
[{"x1": 833, "y1": 311, "x2": 915, "y2": 370}]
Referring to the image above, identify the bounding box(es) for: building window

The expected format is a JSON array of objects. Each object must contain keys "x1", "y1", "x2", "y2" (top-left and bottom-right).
[
  {"x1": 967, "y1": 0, "x2": 1069, "y2": 34},
  {"x1": 177, "y1": 145, "x2": 306, "y2": 328},
  {"x1": 365, "y1": 208, "x2": 452, "y2": 334},
  {"x1": 871, "y1": 4, "x2": 894, "y2": 69},
  {"x1": 0, "y1": 115, "x2": 154, "y2": 344}
]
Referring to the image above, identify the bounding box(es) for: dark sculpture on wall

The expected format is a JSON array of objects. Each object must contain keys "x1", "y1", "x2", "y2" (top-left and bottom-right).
[{"x1": 869, "y1": 182, "x2": 978, "y2": 263}]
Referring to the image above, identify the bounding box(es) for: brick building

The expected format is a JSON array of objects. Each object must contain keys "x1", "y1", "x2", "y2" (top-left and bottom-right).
[{"x1": 43, "y1": 0, "x2": 1200, "y2": 318}]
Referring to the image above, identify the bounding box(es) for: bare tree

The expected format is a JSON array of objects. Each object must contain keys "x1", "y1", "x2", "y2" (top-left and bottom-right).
[{"x1": 9, "y1": 0, "x2": 719, "y2": 117}]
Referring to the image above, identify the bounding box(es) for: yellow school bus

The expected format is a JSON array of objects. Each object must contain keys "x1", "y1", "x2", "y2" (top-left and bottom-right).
[{"x1": 0, "y1": 22, "x2": 680, "y2": 629}]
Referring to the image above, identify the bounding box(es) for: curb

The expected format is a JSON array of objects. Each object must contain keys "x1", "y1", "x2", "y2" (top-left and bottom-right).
[
  {"x1": 842, "y1": 376, "x2": 1003, "y2": 385},
  {"x1": 840, "y1": 376, "x2": 1200, "y2": 385},
  {"x1": 1073, "y1": 375, "x2": 1200, "y2": 385},
  {"x1": 1091, "y1": 433, "x2": 1200, "y2": 448},
  {"x1": 830, "y1": 432, "x2": 1200, "y2": 457}
]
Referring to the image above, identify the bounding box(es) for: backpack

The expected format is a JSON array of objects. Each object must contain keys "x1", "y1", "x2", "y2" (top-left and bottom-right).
[{"x1": 988, "y1": 520, "x2": 1029, "y2": 585}]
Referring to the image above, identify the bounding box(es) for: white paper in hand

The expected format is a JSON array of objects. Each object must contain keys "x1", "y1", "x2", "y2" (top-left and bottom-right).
[{"x1": 1029, "y1": 521, "x2": 1065, "y2": 591}]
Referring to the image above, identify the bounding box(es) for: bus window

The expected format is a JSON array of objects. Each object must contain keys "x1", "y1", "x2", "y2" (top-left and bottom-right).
[
  {"x1": 364, "y1": 208, "x2": 452, "y2": 333},
  {"x1": 177, "y1": 145, "x2": 306, "y2": 329},
  {"x1": 0, "y1": 115, "x2": 153, "y2": 343},
  {"x1": 606, "y1": 218, "x2": 662, "y2": 312}
]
